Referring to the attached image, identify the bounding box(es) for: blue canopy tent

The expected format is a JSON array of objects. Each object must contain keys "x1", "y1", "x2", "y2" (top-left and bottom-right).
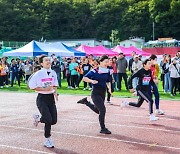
[
  {"x1": 3, "y1": 41, "x2": 48, "y2": 57},
  {"x1": 3, "y1": 40, "x2": 86, "y2": 57},
  {"x1": 61, "y1": 43, "x2": 85, "y2": 57}
]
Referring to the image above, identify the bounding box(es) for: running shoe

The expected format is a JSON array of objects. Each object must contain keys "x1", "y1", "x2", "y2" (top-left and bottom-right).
[
  {"x1": 77, "y1": 97, "x2": 88, "y2": 104},
  {"x1": 155, "y1": 109, "x2": 164, "y2": 115},
  {"x1": 150, "y1": 114, "x2": 159, "y2": 121},
  {"x1": 33, "y1": 114, "x2": 40, "y2": 127},
  {"x1": 44, "y1": 137, "x2": 54, "y2": 148},
  {"x1": 106, "y1": 101, "x2": 111, "y2": 104},
  {"x1": 100, "y1": 128, "x2": 111, "y2": 134},
  {"x1": 120, "y1": 100, "x2": 129, "y2": 108}
]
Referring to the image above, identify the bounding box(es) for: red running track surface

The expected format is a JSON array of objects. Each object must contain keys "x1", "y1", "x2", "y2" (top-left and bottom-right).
[{"x1": 0, "y1": 92, "x2": 180, "y2": 154}]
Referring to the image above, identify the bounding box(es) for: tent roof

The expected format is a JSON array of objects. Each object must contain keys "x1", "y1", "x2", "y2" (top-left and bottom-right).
[
  {"x1": 76, "y1": 45, "x2": 118, "y2": 56},
  {"x1": 3, "y1": 40, "x2": 85, "y2": 57},
  {"x1": 112, "y1": 45, "x2": 150, "y2": 56},
  {"x1": 3, "y1": 41, "x2": 48, "y2": 57}
]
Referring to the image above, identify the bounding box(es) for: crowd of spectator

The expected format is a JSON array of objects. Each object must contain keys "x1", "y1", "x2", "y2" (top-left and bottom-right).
[{"x1": 0, "y1": 51, "x2": 179, "y2": 97}]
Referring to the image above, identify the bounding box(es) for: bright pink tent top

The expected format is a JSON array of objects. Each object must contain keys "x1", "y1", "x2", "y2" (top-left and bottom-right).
[
  {"x1": 112, "y1": 45, "x2": 150, "y2": 56},
  {"x1": 76, "y1": 45, "x2": 118, "y2": 56}
]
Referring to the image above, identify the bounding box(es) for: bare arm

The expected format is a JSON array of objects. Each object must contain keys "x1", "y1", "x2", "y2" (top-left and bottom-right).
[
  {"x1": 106, "y1": 82, "x2": 111, "y2": 94},
  {"x1": 35, "y1": 86, "x2": 54, "y2": 92}
]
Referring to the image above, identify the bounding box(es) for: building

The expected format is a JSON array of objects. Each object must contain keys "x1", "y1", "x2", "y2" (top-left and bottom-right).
[
  {"x1": 119, "y1": 37, "x2": 145, "y2": 48},
  {"x1": 47, "y1": 38, "x2": 111, "y2": 47}
]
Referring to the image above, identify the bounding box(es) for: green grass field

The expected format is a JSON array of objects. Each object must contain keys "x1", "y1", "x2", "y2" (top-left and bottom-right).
[{"x1": 0, "y1": 79, "x2": 179, "y2": 101}]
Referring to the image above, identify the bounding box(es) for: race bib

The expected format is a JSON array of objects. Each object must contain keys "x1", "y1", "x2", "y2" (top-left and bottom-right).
[
  {"x1": 142, "y1": 77, "x2": 151, "y2": 85},
  {"x1": 84, "y1": 66, "x2": 89, "y2": 71},
  {"x1": 41, "y1": 78, "x2": 53, "y2": 88}
]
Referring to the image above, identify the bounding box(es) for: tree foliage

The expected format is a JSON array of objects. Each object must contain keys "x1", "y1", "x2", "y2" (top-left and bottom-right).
[{"x1": 0, "y1": 0, "x2": 179, "y2": 41}]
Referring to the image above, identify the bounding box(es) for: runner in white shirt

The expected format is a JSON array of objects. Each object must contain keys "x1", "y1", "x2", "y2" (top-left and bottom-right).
[{"x1": 28, "y1": 55, "x2": 58, "y2": 148}]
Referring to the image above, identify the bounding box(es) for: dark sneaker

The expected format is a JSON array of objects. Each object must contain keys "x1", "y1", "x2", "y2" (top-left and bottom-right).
[
  {"x1": 100, "y1": 128, "x2": 111, "y2": 134},
  {"x1": 77, "y1": 97, "x2": 88, "y2": 104}
]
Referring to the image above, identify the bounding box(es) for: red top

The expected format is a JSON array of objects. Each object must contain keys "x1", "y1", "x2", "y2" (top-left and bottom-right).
[
  {"x1": 150, "y1": 65, "x2": 155, "y2": 79},
  {"x1": 112, "y1": 62, "x2": 117, "y2": 73}
]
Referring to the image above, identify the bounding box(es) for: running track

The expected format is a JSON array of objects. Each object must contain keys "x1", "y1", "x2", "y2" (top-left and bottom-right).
[{"x1": 0, "y1": 92, "x2": 180, "y2": 154}]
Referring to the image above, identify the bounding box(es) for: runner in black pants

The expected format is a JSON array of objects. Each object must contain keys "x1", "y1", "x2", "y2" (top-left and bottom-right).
[
  {"x1": 77, "y1": 55, "x2": 112, "y2": 134},
  {"x1": 121, "y1": 59, "x2": 159, "y2": 121},
  {"x1": 28, "y1": 55, "x2": 59, "y2": 148}
]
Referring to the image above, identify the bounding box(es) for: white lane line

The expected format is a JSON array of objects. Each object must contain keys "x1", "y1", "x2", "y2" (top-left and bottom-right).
[
  {"x1": 71, "y1": 111, "x2": 180, "y2": 121},
  {"x1": 59, "y1": 118, "x2": 180, "y2": 133},
  {"x1": 0, "y1": 124, "x2": 180, "y2": 151},
  {"x1": 0, "y1": 144, "x2": 53, "y2": 154}
]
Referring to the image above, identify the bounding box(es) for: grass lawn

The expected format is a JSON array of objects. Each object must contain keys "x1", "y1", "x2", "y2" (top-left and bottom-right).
[{"x1": 0, "y1": 79, "x2": 180, "y2": 101}]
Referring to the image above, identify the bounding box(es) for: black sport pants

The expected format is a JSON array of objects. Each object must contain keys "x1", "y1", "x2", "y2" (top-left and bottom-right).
[
  {"x1": 36, "y1": 93, "x2": 57, "y2": 138},
  {"x1": 129, "y1": 89, "x2": 154, "y2": 114},
  {"x1": 86, "y1": 87, "x2": 106, "y2": 129}
]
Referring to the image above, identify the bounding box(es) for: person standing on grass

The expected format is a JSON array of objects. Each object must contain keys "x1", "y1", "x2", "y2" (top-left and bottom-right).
[
  {"x1": 131, "y1": 55, "x2": 143, "y2": 94},
  {"x1": 77, "y1": 55, "x2": 112, "y2": 134},
  {"x1": 24, "y1": 60, "x2": 33, "y2": 83},
  {"x1": 160, "y1": 54, "x2": 167, "y2": 90},
  {"x1": 121, "y1": 59, "x2": 159, "y2": 121},
  {"x1": 128, "y1": 51, "x2": 136, "y2": 73},
  {"x1": 69, "y1": 57, "x2": 79, "y2": 89},
  {"x1": 111, "y1": 56, "x2": 118, "y2": 90},
  {"x1": 28, "y1": 55, "x2": 59, "y2": 148},
  {"x1": 51, "y1": 56, "x2": 61, "y2": 88},
  {"x1": 169, "y1": 58, "x2": 180, "y2": 96},
  {"x1": 106, "y1": 58, "x2": 114, "y2": 104},
  {"x1": 149, "y1": 54, "x2": 164, "y2": 115},
  {"x1": 82, "y1": 58, "x2": 92, "y2": 90},
  {"x1": 0, "y1": 60, "x2": 9, "y2": 88},
  {"x1": 162, "y1": 54, "x2": 172, "y2": 93},
  {"x1": 116, "y1": 52, "x2": 128, "y2": 91},
  {"x1": 10, "y1": 59, "x2": 20, "y2": 87}
]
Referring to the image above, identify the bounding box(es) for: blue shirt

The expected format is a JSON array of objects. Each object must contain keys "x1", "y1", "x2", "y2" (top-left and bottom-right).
[{"x1": 84, "y1": 67, "x2": 111, "y2": 88}]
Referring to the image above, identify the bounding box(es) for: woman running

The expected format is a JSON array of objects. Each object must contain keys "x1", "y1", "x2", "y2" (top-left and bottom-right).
[
  {"x1": 28, "y1": 55, "x2": 59, "y2": 148},
  {"x1": 77, "y1": 55, "x2": 112, "y2": 134},
  {"x1": 121, "y1": 59, "x2": 159, "y2": 121}
]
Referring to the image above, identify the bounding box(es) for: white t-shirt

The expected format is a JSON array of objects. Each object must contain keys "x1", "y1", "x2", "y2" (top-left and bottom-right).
[{"x1": 28, "y1": 68, "x2": 59, "y2": 94}]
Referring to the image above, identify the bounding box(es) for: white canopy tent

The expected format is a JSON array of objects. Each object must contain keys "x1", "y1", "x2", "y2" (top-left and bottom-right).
[
  {"x1": 3, "y1": 40, "x2": 48, "y2": 57},
  {"x1": 3, "y1": 40, "x2": 85, "y2": 57}
]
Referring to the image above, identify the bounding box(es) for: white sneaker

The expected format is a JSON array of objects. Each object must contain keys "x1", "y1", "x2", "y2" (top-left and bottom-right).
[
  {"x1": 89, "y1": 88, "x2": 92, "y2": 90},
  {"x1": 33, "y1": 114, "x2": 40, "y2": 127},
  {"x1": 156, "y1": 109, "x2": 164, "y2": 115},
  {"x1": 120, "y1": 100, "x2": 129, "y2": 108},
  {"x1": 44, "y1": 138, "x2": 54, "y2": 148},
  {"x1": 106, "y1": 101, "x2": 111, "y2": 104},
  {"x1": 150, "y1": 114, "x2": 159, "y2": 121},
  {"x1": 6, "y1": 85, "x2": 9, "y2": 88},
  {"x1": 83, "y1": 88, "x2": 86, "y2": 90},
  {"x1": 0, "y1": 86, "x2": 3, "y2": 88}
]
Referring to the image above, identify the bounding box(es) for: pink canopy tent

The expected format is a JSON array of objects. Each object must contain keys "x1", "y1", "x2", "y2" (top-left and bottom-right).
[
  {"x1": 112, "y1": 45, "x2": 150, "y2": 56},
  {"x1": 76, "y1": 45, "x2": 118, "y2": 56}
]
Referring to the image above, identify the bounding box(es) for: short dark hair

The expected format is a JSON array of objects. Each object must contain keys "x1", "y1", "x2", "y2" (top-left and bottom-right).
[
  {"x1": 39, "y1": 54, "x2": 48, "y2": 64},
  {"x1": 11, "y1": 58, "x2": 15, "y2": 62},
  {"x1": 119, "y1": 52, "x2": 123, "y2": 55},
  {"x1": 143, "y1": 59, "x2": 150, "y2": 66},
  {"x1": 99, "y1": 55, "x2": 109, "y2": 63},
  {"x1": 149, "y1": 54, "x2": 157, "y2": 60}
]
